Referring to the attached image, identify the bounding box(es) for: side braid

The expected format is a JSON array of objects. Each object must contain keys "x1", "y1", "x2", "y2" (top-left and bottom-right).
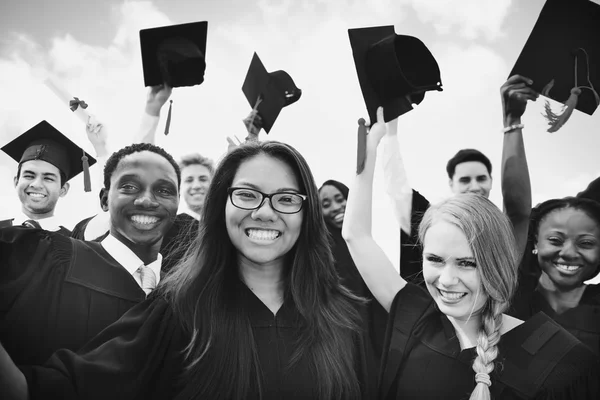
[{"x1": 469, "y1": 305, "x2": 503, "y2": 400}]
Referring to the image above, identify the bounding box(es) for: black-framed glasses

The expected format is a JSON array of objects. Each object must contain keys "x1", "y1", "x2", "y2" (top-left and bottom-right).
[{"x1": 227, "y1": 187, "x2": 307, "y2": 214}]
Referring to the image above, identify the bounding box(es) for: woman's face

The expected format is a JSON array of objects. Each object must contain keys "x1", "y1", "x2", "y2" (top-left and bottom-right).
[
  {"x1": 536, "y1": 207, "x2": 600, "y2": 289},
  {"x1": 422, "y1": 220, "x2": 488, "y2": 321},
  {"x1": 319, "y1": 185, "x2": 346, "y2": 229},
  {"x1": 226, "y1": 154, "x2": 304, "y2": 268}
]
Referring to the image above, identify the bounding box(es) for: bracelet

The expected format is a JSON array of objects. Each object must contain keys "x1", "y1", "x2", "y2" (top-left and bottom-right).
[{"x1": 502, "y1": 124, "x2": 524, "y2": 134}]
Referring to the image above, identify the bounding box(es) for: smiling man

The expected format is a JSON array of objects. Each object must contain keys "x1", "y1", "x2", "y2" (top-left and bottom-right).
[
  {"x1": 0, "y1": 142, "x2": 180, "y2": 366},
  {"x1": 178, "y1": 153, "x2": 214, "y2": 220},
  {"x1": 0, "y1": 120, "x2": 97, "y2": 234}
]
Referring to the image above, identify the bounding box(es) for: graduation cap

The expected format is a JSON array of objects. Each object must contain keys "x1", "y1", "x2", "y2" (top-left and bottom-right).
[
  {"x1": 510, "y1": 0, "x2": 600, "y2": 132},
  {"x1": 242, "y1": 52, "x2": 302, "y2": 134},
  {"x1": 348, "y1": 25, "x2": 443, "y2": 125},
  {"x1": 1, "y1": 120, "x2": 97, "y2": 192},
  {"x1": 140, "y1": 21, "x2": 208, "y2": 88}
]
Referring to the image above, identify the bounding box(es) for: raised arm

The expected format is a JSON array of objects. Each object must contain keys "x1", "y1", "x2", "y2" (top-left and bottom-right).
[
  {"x1": 381, "y1": 119, "x2": 413, "y2": 236},
  {"x1": 500, "y1": 75, "x2": 537, "y2": 258},
  {"x1": 134, "y1": 84, "x2": 173, "y2": 144},
  {"x1": 342, "y1": 107, "x2": 407, "y2": 312}
]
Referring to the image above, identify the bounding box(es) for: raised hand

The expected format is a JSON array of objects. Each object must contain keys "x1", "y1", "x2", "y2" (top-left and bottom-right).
[
  {"x1": 145, "y1": 84, "x2": 173, "y2": 117},
  {"x1": 501, "y1": 75, "x2": 538, "y2": 124},
  {"x1": 86, "y1": 115, "x2": 108, "y2": 157}
]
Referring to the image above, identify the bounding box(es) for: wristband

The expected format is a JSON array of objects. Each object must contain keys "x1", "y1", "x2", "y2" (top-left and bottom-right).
[{"x1": 502, "y1": 124, "x2": 524, "y2": 134}]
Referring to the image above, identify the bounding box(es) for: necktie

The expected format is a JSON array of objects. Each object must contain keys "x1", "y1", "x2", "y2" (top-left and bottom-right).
[
  {"x1": 22, "y1": 220, "x2": 42, "y2": 229},
  {"x1": 137, "y1": 266, "x2": 157, "y2": 295}
]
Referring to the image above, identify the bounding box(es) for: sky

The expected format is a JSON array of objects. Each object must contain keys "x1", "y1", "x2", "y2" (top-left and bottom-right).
[{"x1": 1, "y1": 0, "x2": 599, "y2": 269}]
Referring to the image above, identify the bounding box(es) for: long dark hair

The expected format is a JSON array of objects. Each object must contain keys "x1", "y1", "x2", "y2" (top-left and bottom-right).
[{"x1": 159, "y1": 141, "x2": 363, "y2": 399}]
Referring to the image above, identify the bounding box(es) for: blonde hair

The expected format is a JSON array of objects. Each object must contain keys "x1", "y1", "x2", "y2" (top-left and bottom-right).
[{"x1": 418, "y1": 195, "x2": 519, "y2": 400}]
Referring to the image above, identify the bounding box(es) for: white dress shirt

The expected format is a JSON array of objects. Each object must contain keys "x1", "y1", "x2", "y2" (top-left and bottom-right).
[
  {"x1": 12, "y1": 212, "x2": 67, "y2": 232},
  {"x1": 101, "y1": 234, "x2": 162, "y2": 290}
]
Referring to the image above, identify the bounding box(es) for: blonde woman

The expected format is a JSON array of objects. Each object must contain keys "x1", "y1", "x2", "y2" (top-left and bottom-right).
[{"x1": 342, "y1": 107, "x2": 599, "y2": 399}]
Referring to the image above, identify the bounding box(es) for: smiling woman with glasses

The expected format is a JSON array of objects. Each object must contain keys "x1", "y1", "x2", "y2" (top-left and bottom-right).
[
  {"x1": 228, "y1": 187, "x2": 307, "y2": 214},
  {"x1": 0, "y1": 140, "x2": 373, "y2": 400}
]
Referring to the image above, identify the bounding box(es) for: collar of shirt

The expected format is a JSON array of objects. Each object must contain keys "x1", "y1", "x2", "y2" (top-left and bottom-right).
[
  {"x1": 178, "y1": 204, "x2": 201, "y2": 221},
  {"x1": 12, "y1": 212, "x2": 65, "y2": 232},
  {"x1": 101, "y1": 233, "x2": 162, "y2": 286}
]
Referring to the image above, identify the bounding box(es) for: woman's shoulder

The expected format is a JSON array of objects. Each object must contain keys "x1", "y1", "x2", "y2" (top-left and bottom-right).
[{"x1": 496, "y1": 312, "x2": 599, "y2": 399}]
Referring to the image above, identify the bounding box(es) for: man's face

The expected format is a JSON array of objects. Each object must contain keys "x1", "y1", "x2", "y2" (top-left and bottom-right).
[
  {"x1": 103, "y1": 151, "x2": 179, "y2": 251},
  {"x1": 14, "y1": 159, "x2": 68, "y2": 217},
  {"x1": 449, "y1": 161, "x2": 492, "y2": 198},
  {"x1": 181, "y1": 164, "x2": 212, "y2": 214}
]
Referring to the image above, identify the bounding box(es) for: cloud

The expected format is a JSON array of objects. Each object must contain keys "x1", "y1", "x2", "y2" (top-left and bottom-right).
[{"x1": 407, "y1": 0, "x2": 513, "y2": 41}]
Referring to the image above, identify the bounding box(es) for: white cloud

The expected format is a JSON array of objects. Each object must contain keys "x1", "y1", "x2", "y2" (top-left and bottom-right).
[{"x1": 407, "y1": 0, "x2": 513, "y2": 41}]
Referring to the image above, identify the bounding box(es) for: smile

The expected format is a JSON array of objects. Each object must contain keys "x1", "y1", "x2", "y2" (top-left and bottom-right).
[
  {"x1": 333, "y1": 213, "x2": 345, "y2": 223},
  {"x1": 130, "y1": 215, "x2": 161, "y2": 225},
  {"x1": 437, "y1": 288, "x2": 467, "y2": 302},
  {"x1": 27, "y1": 192, "x2": 46, "y2": 198},
  {"x1": 245, "y1": 228, "x2": 281, "y2": 241},
  {"x1": 554, "y1": 263, "x2": 582, "y2": 274}
]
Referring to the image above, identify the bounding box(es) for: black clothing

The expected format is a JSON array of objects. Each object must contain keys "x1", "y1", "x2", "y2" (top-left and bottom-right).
[{"x1": 381, "y1": 284, "x2": 599, "y2": 399}]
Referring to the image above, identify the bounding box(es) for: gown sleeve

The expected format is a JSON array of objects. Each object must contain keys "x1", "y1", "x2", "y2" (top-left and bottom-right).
[
  {"x1": 21, "y1": 296, "x2": 187, "y2": 400},
  {"x1": 379, "y1": 283, "x2": 434, "y2": 400}
]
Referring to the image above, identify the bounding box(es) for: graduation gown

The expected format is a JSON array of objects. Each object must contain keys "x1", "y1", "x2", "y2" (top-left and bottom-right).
[
  {"x1": 509, "y1": 259, "x2": 600, "y2": 356},
  {"x1": 0, "y1": 226, "x2": 145, "y2": 366},
  {"x1": 379, "y1": 284, "x2": 600, "y2": 400},
  {"x1": 399, "y1": 189, "x2": 429, "y2": 283},
  {"x1": 22, "y1": 281, "x2": 371, "y2": 400},
  {"x1": 0, "y1": 217, "x2": 72, "y2": 236}
]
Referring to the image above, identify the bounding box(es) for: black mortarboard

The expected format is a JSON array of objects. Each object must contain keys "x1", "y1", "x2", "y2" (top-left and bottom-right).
[
  {"x1": 348, "y1": 25, "x2": 443, "y2": 125},
  {"x1": 1, "y1": 121, "x2": 97, "y2": 190},
  {"x1": 242, "y1": 52, "x2": 302, "y2": 134},
  {"x1": 510, "y1": 0, "x2": 600, "y2": 131},
  {"x1": 140, "y1": 21, "x2": 208, "y2": 88}
]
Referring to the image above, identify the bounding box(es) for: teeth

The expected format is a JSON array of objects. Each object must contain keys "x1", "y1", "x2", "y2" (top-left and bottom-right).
[
  {"x1": 334, "y1": 213, "x2": 344, "y2": 222},
  {"x1": 439, "y1": 289, "x2": 466, "y2": 300},
  {"x1": 247, "y1": 229, "x2": 280, "y2": 241},
  {"x1": 28, "y1": 193, "x2": 45, "y2": 198},
  {"x1": 131, "y1": 215, "x2": 159, "y2": 224},
  {"x1": 555, "y1": 264, "x2": 580, "y2": 272}
]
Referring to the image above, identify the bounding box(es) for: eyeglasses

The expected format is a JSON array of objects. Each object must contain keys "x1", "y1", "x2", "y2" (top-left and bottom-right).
[{"x1": 227, "y1": 187, "x2": 307, "y2": 214}]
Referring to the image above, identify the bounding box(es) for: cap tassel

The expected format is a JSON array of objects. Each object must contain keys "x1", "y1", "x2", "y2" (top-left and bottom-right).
[
  {"x1": 542, "y1": 48, "x2": 600, "y2": 133},
  {"x1": 543, "y1": 86, "x2": 581, "y2": 133},
  {"x1": 356, "y1": 118, "x2": 367, "y2": 174},
  {"x1": 164, "y1": 100, "x2": 173, "y2": 136},
  {"x1": 81, "y1": 150, "x2": 91, "y2": 192}
]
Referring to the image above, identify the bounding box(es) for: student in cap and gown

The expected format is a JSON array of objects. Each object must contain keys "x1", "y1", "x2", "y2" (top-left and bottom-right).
[
  {"x1": 344, "y1": 23, "x2": 599, "y2": 399},
  {"x1": 0, "y1": 139, "x2": 373, "y2": 400},
  {"x1": 71, "y1": 21, "x2": 208, "y2": 273},
  {"x1": 0, "y1": 142, "x2": 180, "y2": 367},
  {"x1": 0, "y1": 120, "x2": 97, "y2": 235},
  {"x1": 498, "y1": 0, "x2": 600, "y2": 357}
]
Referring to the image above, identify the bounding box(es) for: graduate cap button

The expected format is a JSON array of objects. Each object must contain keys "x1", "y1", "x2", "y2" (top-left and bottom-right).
[
  {"x1": 1, "y1": 120, "x2": 97, "y2": 186},
  {"x1": 140, "y1": 21, "x2": 208, "y2": 88},
  {"x1": 242, "y1": 52, "x2": 302, "y2": 134},
  {"x1": 348, "y1": 25, "x2": 443, "y2": 124},
  {"x1": 510, "y1": 0, "x2": 600, "y2": 117}
]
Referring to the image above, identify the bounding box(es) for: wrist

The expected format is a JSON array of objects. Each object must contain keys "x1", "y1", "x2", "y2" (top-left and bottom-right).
[
  {"x1": 504, "y1": 115, "x2": 522, "y2": 127},
  {"x1": 145, "y1": 104, "x2": 160, "y2": 117}
]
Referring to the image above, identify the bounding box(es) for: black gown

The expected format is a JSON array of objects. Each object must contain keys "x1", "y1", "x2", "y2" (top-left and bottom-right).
[
  {"x1": 328, "y1": 225, "x2": 388, "y2": 374},
  {"x1": 509, "y1": 253, "x2": 600, "y2": 356},
  {"x1": 399, "y1": 189, "x2": 429, "y2": 283},
  {"x1": 22, "y1": 280, "x2": 371, "y2": 400},
  {"x1": 0, "y1": 226, "x2": 145, "y2": 366},
  {"x1": 380, "y1": 284, "x2": 600, "y2": 400},
  {"x1": 70, "y1": 213, "x2": 199, "y2": 274},
  {"x1": 0, "y1": 217, "x2": 71, "y2": 235}
]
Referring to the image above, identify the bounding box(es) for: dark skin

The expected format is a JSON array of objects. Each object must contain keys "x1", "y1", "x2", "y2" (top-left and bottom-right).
[
  {"x1": 500, "y1": 74, "x2": 538, "y2": 258},
  {"x1": 100, "y1": 151, "x2": 179, "y2": 264}
]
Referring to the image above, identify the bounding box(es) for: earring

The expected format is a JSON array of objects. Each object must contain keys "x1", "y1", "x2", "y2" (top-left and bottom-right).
[{"x1": 532, "y1": 249, "x2": 538, "y2": 255}]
